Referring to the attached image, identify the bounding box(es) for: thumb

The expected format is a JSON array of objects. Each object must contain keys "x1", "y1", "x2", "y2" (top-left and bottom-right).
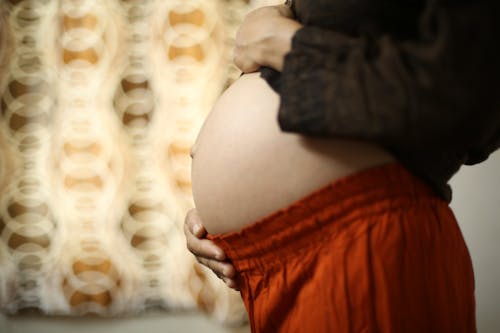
[{"x1": 192, "y1": 223, "x2": 207, "y2": 238}]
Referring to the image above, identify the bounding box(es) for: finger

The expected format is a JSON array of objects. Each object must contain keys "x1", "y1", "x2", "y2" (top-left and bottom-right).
[
  {"x1": 233, "y1": 49, "x2": 260, "y2": 73},
  {"x1": 222, "y1": 277, "x2": 239, "y2": 290},
  {"x1": 249, "y1": 5, "x2": 293, "y2": 19},
  {"x1": 184, "y1": 212, "x2": 225, "y2": 260},
  {"x1": 276, "y1": 4, "x2": 294, "y2": 18},
  {"x1": 186, "y1": 233, "x2": 226, "y2": 261},
  {"x1": 197, "y1": 257, "x2": 236, "y2": 279},
  {"x1": 184, "y1": 209, "x2": 207, "y2": 238}
]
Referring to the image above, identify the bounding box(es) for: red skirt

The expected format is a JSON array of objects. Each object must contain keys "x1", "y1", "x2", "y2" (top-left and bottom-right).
[{"x1": 209, "y1": 163, "x2": 476, "y2": 333}]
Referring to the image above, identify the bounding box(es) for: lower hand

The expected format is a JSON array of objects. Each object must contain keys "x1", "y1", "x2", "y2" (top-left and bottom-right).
[{"x1": 184, "y1": 209, "x2": 239, "y2": 290}]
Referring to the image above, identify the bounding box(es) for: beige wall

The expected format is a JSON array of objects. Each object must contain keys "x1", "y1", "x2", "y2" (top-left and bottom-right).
[
  {"x1": 450, "y1": 150, "x2": 500, "y2": 333},
  {"x1": 1, "y1": 151, "x2": 499, "y2": 333}
]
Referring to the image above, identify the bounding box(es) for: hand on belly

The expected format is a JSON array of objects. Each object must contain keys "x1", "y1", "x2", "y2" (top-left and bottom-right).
[{"x1": 191, "y1": 73, "x2": 394, "y2": 234}]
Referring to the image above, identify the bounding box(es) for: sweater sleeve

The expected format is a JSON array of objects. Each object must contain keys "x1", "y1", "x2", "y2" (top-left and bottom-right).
[{"x1": 275, "y1": 1, "x2": 500, "y2": 155}]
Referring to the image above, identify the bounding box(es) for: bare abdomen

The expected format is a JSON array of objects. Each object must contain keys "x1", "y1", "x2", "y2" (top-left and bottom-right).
[{"x1": 191, "y1": 73, "x2": 395, "y2": 234}]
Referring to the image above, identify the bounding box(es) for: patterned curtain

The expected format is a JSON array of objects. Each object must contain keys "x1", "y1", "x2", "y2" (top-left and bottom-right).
[{"x1": 0, "y1": 0, "x2": 279, "y2": 324}]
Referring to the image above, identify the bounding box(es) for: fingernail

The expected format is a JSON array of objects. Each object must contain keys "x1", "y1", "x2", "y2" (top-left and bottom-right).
[
  {"x1": 193, "y1": 224, "x2": 202, "y2": 236},
  {"x1": 214, "y1": 251, "x2": 224, "y2": 261},
  {"x1": 223, "y1": 267, "x2": 233, "y2": 278}
]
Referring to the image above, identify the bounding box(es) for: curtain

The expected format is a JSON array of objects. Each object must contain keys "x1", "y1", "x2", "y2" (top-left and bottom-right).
[{"x1": 0, "y1": 0, "x2": 279, "y2": 324}]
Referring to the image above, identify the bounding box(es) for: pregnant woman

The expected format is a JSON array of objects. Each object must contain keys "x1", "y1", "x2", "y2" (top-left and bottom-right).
[{"x1": 186, "y1": 1, "x2": 499, "y2": 332}]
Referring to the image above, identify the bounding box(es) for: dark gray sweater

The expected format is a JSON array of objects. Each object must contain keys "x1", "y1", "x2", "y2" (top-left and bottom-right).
[{"x1": 262, "y1": 0, "x2": 500, "y2": 201}]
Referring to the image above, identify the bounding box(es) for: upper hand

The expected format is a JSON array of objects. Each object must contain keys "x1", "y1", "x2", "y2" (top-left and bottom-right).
[
  {"x1": 184, "y1": 208, "x2": 239, "y2": 290},
  {"x1": 234, "y1": 5, "x2": 302, "y2": 73}
]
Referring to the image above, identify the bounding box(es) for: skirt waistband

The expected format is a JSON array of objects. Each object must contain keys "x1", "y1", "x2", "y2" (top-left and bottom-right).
[{"x1": 208, "y1": 163, "x2": 444, "y2": 273}]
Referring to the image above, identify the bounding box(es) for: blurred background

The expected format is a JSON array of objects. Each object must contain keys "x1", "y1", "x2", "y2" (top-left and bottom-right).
[{"x1": 0, "y1": 0, "x2": 498, "y2": 332}]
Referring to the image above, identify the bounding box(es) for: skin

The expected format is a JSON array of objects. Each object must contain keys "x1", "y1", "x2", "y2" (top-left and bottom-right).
[
  {"x1": 184, "y1": 208, "x2": 238, "y2": 289},
  {"x1": 184, "y1": 5, "x2": 303, "y2": 290},
  {"x1": 233, "y1": 5, "x2": 302, "y2": 73}
]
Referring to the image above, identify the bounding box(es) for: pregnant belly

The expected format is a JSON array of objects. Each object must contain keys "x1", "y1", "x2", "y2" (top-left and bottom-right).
[{"x1": 191, "y1": 73, "x2": 395, "y2": 234}]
